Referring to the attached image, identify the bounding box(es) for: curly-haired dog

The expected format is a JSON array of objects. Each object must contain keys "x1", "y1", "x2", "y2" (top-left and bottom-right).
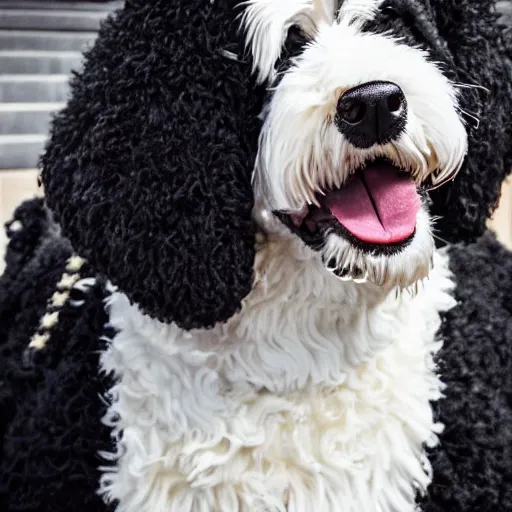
[{"x1": 0, "y1": 1, "x2": 511, "y2": 511}]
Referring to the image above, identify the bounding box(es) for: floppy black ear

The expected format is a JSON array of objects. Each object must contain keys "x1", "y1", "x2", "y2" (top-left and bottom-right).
[
  {"x1": 41, "y1": 0, "x2": 263, "y2": 330},
  {"x1": 426, "y1": 0, "x2": 512, "y2": 243}
]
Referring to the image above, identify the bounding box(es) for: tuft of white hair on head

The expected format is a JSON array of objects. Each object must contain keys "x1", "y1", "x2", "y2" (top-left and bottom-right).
[
  {"x1": 336, "y1": 0, "x2": 382, "y2": 27},
  {"x1": 242, "y1": 0, "x2": 316, "y2": 84},
  {"x1": 242, "y1": 0, "x2": 385, "y2": 84}
]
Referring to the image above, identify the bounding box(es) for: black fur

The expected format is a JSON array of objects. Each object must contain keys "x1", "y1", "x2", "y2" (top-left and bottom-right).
[
  {"x1": 427, "y1": 0, "x2": 512, "y2": 243},
  {"x1": 277, "y1": 25, "x2": 311, "y2": 75},
  {"x1": 41, "y1": 0, "x2": 263, "y2": 330},
  {"x1": 0, "y1": 200, "x2": 114, "y2": 512},
  {"x1": 423, "y1": 233, "x2": 512, "y2": 511}
]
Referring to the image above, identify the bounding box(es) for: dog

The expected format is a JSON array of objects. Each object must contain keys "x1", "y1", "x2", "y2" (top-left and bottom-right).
[
  {"x1": 96, "y1": 1, "x2": 469, "y2": 510},
  {"x1": 1, "y1": 0, "x2": 511, "y2": 511}
]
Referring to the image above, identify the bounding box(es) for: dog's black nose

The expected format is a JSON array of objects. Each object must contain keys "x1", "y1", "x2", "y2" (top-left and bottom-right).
[{"x1": 335, "y1": 81, "x2": 407, "y2": 148}]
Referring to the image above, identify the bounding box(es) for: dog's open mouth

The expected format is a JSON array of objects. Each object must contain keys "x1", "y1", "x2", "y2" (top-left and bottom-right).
[{"x1": 278, "y1": 159, "x2": 422, "y2": 254}]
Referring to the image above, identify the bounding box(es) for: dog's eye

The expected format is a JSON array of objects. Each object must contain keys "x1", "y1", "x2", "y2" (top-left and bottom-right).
[
  {"x1": 382, "y1": 6, "x2": 398, "y2": 18},
  {"x1": 378, "y1": 0, "x2": 402, "y2": 20},
  {"x1": 274, "y1": 25, "x2": 309, "y2": 80},
  {"x1": 283, "y1": 25, "x2": 309, "y2": 60}
]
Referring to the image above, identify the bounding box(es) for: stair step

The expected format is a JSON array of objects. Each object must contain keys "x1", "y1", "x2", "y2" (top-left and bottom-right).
[
  {"x1": 0, "y1": 103, "x2": 64, "y2": 135},
  {"x1": 0, "y1": 50, "x2": 83, "y2": 74},
  {"x1": 0, "y1": 30, "x2": 97, "y2": 51},
  {"x1": 0, "y1": 134, "x2": 47, "y2": 170},
  {"x1": 0, "y1": 9, "x2": 105, "y2": 31},
  {"x1": 0, "y1": 1, "x2": 119, "y2": 10},
  {"x1": 0, "y1": 3, "x2": 120, "y2": 171},
  {"x1": 0, "y1": 74, "x2": 70, "y2": 103}
]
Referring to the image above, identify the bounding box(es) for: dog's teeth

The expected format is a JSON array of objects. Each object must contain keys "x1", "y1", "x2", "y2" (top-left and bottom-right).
[
  {"x1": 291, "y1": 213, "x2": 303, "y2": 227},
  {"x1": 353, "y1": 273, "x2": 368, "y2": 284}
]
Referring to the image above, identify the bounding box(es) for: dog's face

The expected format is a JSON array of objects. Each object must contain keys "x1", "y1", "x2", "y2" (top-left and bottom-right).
[
  {"x1": 245, "y1": 0, "x2": 468, "y2": 288},
  {"x1": 43, "y1": 0, "x2": 510, "y2": 329}
]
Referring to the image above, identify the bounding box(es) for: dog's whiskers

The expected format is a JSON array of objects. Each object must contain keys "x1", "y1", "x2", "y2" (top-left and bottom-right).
[
  {"x1": 431, "y1": 232, "x2": 450, "y2": 246},
  {"x1": 455, "y1": 106, "x2": 481, "y2": 129},
  {"x1": 452, "y1": 82, "x2": 490, "y2": 94}
]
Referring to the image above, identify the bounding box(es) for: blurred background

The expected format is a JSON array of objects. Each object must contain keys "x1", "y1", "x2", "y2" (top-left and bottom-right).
[
  {"x1": 0, "y1": 0, "x2": 511, "y2": 273},
  {"x1": 0, "y1": 0, "x2": 119, "y2": 270}
]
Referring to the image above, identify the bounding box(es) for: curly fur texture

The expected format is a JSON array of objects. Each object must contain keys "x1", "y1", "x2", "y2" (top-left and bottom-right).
[
  {"x1": 97, "y1": 227, "x2": 455, "y2": 512},
  {"x1": 0, "y1": 201, "x2": 114, "y2": 512},
  {"x1": 426, "y1": 0, "x2": 512, "y2": 242},
  {"x1": 1, "y1": 0, "x2": 511, "y2": 510},
  {"x1": 0, "y1": 201, "x2": 511, "y2": 511},
  {"x1": 41, "y1": 0, "x2": 262, "y2": 329},
  {"x1": 41, "y1": 0, "x2": 512, "y2": 332},
  {"x1": 425, "y1": 233, "x2": 512, "y2": 511}
]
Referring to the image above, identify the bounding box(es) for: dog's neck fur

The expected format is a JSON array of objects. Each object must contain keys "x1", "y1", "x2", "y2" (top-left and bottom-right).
[{"x1": 99, "y1": 222, "x2": 457, "y2": 512}]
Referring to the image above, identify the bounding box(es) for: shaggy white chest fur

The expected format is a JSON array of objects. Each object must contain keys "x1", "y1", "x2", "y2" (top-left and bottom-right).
[{"x1": 99, "y1": 234, "x2": 456, "y2": 512}]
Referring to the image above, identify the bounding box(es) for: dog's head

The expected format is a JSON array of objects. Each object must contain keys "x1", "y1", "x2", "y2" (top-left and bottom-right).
[
  {"x1": 42, "y1": 0, "x2": 512, "y2": 329},
  {"x1": 246, "y1": 0, "x2": 469, "y2": 288}
]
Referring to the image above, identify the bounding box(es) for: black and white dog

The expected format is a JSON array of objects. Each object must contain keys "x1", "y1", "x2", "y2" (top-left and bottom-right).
[{"x1": 1, "y1": 1, "x2": 512, "y2": 511}]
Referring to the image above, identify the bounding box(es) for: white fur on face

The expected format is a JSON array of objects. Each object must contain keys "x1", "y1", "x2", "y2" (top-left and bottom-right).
[
  {"x1": 244, "y1": 0, "x2": 379, "y2": 85},
  {"x1": 244, "y1": 0, "x2": 467, "y2": 288},
  {"x1": 253, "y1": 21, "x2": 467, "y2": 209}
]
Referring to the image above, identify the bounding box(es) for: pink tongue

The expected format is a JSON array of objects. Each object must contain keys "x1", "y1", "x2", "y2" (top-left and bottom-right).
[{"x1": 324, "y1": 163, "x2": 421, "y2": 244}]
